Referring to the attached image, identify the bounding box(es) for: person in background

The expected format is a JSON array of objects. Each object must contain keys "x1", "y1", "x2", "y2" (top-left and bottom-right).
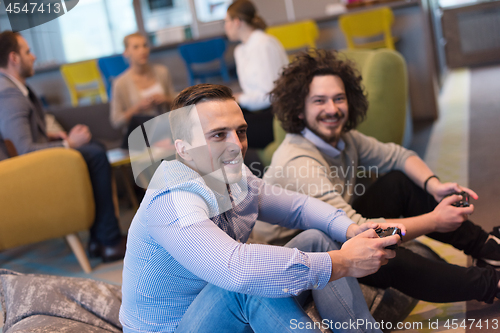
[
  {"x1": 262, "y1": 49, "x2": 500, "y2": 304},
  {"x1": 224, "y1": 0, "x2": 288, "y2": 149},
  {"x1": 0, "y1": 31, "x2": 126, "y2": 262},
  {"x1": 110, "y1": 32, "x2": 176, "y2": 134}
]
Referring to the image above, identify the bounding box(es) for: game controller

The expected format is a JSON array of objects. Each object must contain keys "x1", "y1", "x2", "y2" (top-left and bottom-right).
[
  {"x1": 444, "y1": 191, "x2": 470, "y2": 207},
  {"x1": 375, "y1": 227, "x2": 402, "y2": 250}
]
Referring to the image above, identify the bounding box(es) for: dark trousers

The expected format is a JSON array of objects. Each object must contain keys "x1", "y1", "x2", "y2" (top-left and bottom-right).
[
  {"x1": 241, "y1": 107, "x2": 274, "y2": 149},
  {"x1": 77, "y1": 141, "x2": 121, "y2": 246},
  {"x1": 355, "y1": 171, "x2": 498, "y2": 303}
]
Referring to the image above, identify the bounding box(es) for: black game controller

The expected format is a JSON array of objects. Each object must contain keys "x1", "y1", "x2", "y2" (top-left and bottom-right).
[
  {"x1": 375, "y1": 227, "x2": 402, "y2": 250},
  {"x1": 444, "y1": 191, "x2": 470, "y2": 207}
]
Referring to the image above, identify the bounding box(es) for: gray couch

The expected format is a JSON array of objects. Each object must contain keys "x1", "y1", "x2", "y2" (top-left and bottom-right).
[
  {"x1": 47, "y1": 103, "x2": 122, "y2": 150},
  {"x1": 0, "y1": 269, "x2": 121, "y2": 333},
  {"x1": 0, "y1": 241, "x2": 442, "y2": 333}
]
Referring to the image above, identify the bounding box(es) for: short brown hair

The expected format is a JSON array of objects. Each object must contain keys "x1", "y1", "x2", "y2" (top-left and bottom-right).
[
  {"x1": 123, "y1": 32, "x2": 147, "y2": 49},
  {"x1": 227, "y1": 0, "x2": 266, "y2": 30},
  {"x1": 0, "y1": 31, "x2": 21, "y2": 68},
  {"x1": 170, "y1": 84, "x2": 235, "y2": 142},
  {"x1": 271, "y1": 49, "x2": 368, "y2": 134}
]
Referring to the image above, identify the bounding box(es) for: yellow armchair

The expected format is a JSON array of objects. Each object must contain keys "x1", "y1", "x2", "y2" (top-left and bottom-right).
[{"x1": 0, "y1": 148, "x2": 95, "y2": 273}]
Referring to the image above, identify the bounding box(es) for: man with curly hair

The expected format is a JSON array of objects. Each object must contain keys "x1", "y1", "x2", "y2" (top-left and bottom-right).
[{"x1": 261, "y1": 49, "x2": 500, "y2": 304}]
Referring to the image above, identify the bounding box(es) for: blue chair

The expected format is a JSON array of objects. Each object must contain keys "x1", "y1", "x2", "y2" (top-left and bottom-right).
[
  {"x1": 178, "y1": 37, "x2": 230, "y2": 86},
  {"x1": 98, "y1": 55, "x2": 129, "y2": 98}
]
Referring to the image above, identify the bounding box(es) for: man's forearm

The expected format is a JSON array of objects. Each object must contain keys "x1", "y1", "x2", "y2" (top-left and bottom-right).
[
  {"x1": 385, "y1": 214, "x2": 436, "y2": 241},
  {"x1": 403, "y1": 155, "x2": 435, "y2": 190}
]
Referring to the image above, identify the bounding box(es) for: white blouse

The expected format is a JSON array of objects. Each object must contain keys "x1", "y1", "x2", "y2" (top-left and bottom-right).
[{"x1": 234, "y1": 29, "x2": 289, "y2": 111}]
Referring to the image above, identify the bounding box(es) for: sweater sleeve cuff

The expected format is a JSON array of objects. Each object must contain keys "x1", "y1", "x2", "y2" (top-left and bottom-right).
[
  {"x1": 306, "y1": 252, "x2": 332, "y2": 290},
  {"x1": 396, "y1": 149, "x2": 417, "y2": 171}
]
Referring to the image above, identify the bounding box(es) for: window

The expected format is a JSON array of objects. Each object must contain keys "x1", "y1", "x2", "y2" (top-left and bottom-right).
[
  {"x1": 141, "y1": 0, "x2": 192, "y2": 46},
  {"x1": 0, "y1": 0, "x2": 237, "y2": 66},
  {"x1": 194, "y1": 0, "x2": 232, "y2": 23},
  {"x1": 58, "y1": 0, "x2": 137, "y2": 63},
  {"x1": 0, "y1": 2, "x2": 67, "y2": 68},
  {"x1": 147, "y1": 0, "x2": 174, "y2": 10},
  {"x1": 0, "y1": 0, "x2": 137, "y2": 65},
  {"x1": 0, "y1": 2, "x2": 12, "y2": 32}
]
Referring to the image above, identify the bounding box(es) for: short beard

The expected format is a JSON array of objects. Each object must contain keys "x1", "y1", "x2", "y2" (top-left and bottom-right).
[
  {"x1": 20, "y1": 63, "x2": 33, "y2": 79},
  {"x1": 308, "y1": 125, "x2": 341, "y2": 144}
]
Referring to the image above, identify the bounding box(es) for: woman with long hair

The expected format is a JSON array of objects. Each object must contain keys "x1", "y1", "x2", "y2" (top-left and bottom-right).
[{"x1": 225, "y1": 0, "x2": 288, "y2": 149}]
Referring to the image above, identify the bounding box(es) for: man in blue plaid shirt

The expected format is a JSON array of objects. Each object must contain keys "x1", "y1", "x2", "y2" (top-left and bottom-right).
[{"x1": 120, "y1": 83, "x2": 404, "y2": 333}]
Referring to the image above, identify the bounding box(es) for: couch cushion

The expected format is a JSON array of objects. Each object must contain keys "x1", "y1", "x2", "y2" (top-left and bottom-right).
[
  {"x1": 47, "y1": 103, "x2": 122, "y2": 149},
  {"x1": 0, "y1": 269, "x2": 122, "y2": 333},
  {"x1": 7, "y1": 315, "x2": 117, "y2": 333}
]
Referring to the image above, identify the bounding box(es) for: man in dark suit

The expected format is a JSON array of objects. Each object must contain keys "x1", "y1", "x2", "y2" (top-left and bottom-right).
[{"x1": 0, "y1": 30, "x2": 125, "y2": 262}]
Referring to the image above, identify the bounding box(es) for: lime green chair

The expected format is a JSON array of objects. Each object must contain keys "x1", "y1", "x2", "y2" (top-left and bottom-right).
[
  {"x1": 266, "y1": 20, "x2": 319, "y2": 58},
  {"x1": 339, "y1": 7, "x2": 396, "y2": 50},
  {"x1": 340, "y1": 48, "x2": 408, "y2": 145},
  {"x1": 60, "y1": 60, "x2": 108, "y2": 106}
]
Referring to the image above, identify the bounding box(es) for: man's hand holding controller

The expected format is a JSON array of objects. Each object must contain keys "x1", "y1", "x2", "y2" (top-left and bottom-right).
[
  {"x1": 328, "y1": 223, "x2": 406, "y2": 282},
  {"x1": 429, "y1": 191, "x2": 475, "y2": 233}
]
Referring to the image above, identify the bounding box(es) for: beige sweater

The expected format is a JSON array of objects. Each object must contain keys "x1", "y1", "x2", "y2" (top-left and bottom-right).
[
  {"x1": 110, "y1": 64, "x2": 175, "y2": 130},
  {"x1": 264, "y1": 130, "x2": 416, "y2": 227}
]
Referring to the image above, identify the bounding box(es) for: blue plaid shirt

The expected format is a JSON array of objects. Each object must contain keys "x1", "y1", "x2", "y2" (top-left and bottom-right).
[{"x1": 120, "y1": 160, "x2": 354, "y2": 333}]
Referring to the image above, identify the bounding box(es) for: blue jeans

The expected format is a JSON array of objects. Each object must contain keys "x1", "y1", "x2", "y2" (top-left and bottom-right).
[{"x1": 175, "y1": 230, "x2": 380, "y2": 333}]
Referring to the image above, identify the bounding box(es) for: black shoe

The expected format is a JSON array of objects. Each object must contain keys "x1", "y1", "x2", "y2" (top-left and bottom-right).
[
  {"x1": 492, "y1": 226, "x2": 500, "y2": 239},
  {"x1": 496, "y1": 270, "x2": 500, "y2": 300},
  {"x1": 475, "y1": 258, "x2": 500, "y2": 269},
  {"x1": 100, "y1": 236, "x2": 127, "y2": 263},
  {"x1": 88, "y1": 240, "x2": 101, "y2": 259},
  {"x1": 477, "y1": 238, "x2": 500, "y2": 267}
]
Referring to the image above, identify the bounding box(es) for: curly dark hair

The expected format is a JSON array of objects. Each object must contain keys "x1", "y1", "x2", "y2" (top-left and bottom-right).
[{"x1": 271, "y1": 49, "x2": 367, "y2": 134}]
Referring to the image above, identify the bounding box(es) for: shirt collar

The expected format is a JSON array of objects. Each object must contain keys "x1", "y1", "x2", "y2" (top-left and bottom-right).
[
  {"x1": 302, "y1": 127, "x2": 345, "y2": 158},
  {"x1": 1, "y1": 72, "x2": 28, "y2": 97}
]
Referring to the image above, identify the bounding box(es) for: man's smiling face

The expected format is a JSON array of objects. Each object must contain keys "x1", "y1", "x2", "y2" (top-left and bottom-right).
[
  {"x1": 179, "y1": 99, "x2": 248, "y2": 185},
  {"x1": 301, "y1": 75, "x2": 349, "y2": 147}
]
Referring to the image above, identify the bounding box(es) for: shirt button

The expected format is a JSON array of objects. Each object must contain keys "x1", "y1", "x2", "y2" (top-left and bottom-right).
[
  {"x1": 282, "y1": 288, "x2": 289, "y2": 293},
  {"x1": 313, "y1": 284, "x2": 319, "y2": 289}
]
